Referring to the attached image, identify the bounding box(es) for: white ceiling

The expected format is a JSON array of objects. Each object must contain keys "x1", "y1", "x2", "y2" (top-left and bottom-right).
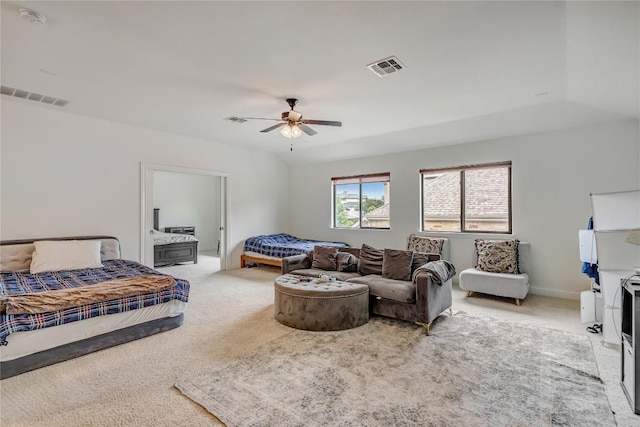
[{"x1": 1, "y1": 1, "x2": 638, "y2": 165}]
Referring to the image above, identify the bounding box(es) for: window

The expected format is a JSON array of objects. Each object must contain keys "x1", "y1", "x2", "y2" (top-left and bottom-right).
[
  {"x1": 332, "y1": 173, "x2": 390, "y2": 229},
  {"x1": 421, "y1": 162, "x2": 511, "y2": 233}
]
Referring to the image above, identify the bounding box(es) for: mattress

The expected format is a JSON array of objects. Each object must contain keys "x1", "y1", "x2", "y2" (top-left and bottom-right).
[
  {"x1": 243, "y1": 233, "x2": 348, "y2": 258},
  {"x1": 1, "y1": 300, "x2": 186, "y2": 361},
  {"x1": 152, "y1": 230, "x2": 199, "y2": 245}
]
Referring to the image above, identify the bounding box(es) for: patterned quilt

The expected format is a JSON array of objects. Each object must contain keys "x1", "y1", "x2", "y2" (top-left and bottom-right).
[
  {"x1": 244, "y1": 233, "x2": 348, "y2": 258},
  {"x1": 0, "y1": 259, "x2": 189, "y2": 345}
]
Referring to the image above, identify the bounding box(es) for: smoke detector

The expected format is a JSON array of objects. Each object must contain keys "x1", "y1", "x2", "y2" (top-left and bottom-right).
[
  {"x1": 19, "y1": 8, "x2": 47, "y2": 24},
  {"x1": 367, "y1": 56, "x2": 405, "y2": 77}
]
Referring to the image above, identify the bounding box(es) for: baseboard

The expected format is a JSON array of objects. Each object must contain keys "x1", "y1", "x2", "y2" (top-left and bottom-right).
[{"x1": 529, "y1": 286, "x2": 581, "y2": 300}]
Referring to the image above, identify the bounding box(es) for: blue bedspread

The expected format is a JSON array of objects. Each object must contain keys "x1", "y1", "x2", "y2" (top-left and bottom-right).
[
  {"x1": 244, "y1": 233, "x2": 348, "y2": 258},
  {"x1": 0, "y1": 259, "x2": 189, "y2": 345}
]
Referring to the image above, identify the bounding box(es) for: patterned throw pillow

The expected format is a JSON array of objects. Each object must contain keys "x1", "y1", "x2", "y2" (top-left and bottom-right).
[
  {"x1": 311, "y1": 246, "x2": 339, "y2": 271},
  {"x1": 407, "y1": 234, "x2": 445, "y2": 255},
  {"x1": 475, "y1": 239, "x2": 520, "y2": 274},
  {"x1": 336, "y1": 252, "x2": 358, "y2": 272}
]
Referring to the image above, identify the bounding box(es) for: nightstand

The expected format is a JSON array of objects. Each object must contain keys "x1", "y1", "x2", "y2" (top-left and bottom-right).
[{"x1": 164, "y1": 226, "x2": 196, "y2": 236}]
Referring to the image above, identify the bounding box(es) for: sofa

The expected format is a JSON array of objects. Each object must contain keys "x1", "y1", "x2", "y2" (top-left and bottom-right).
[{"x1": 281, "y1": 242, "x2": 455, "y2": 334}]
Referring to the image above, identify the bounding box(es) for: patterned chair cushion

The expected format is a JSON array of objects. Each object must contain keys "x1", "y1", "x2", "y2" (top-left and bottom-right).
[
  {"x1": 475, "y1": 239, "x2": 520, "y2": 274},
  {"x1": 407, "y1": 234, "x2": 445, "y2": 255}
]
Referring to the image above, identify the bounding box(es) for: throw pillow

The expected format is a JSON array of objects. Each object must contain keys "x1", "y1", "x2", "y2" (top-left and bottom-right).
[
  {"x1": 30, "y1": 240, "x2": 103, "y2": 274},
  {"x1": 358, "y1": 244, "x2": 384, "y2": 276},
  {"x1": 382, "y1": 248, "x2": 414, "y2": 281},
  {"x1": 311, "y1": 246, "x2": 339, "y2": 271},
  {"x1": 407, "y1": 234, "x2": 445, "y2": 255},
  {"x1": 336, "y1": 251, "x2": 358, "y2": 272},
  {"x1": 411, "y1": 251, "x2": 440, "y2": 275},
  {"x1": 475, "y1": 239, "x2": 520, "y2": 274}
]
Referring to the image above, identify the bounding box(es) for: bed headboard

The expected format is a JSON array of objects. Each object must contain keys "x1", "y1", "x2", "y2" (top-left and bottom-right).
[{"x1": 0, "y1": 236, "x2": 121, "y2": 272}]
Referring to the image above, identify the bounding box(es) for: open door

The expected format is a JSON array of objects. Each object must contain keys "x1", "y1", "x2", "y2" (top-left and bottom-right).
[{"x1": 140, "y1": 162, "x2": 229, "y2": 270}]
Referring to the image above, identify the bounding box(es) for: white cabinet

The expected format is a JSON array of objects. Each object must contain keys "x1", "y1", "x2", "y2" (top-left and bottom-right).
[{"x1": 591, "y1": 190, "x2": 640, "y2": 345}]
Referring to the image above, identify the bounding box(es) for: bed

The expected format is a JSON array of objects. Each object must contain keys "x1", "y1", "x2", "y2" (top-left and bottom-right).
[
  {"x1": 241, "y1": 233, "x2": 349, "y2": 268},
  {"x1": 0, "y1": 236, "x2": 189, "y2": 379},
  {"x1": 153, "y1": 208, "x2": 198, "y2": 267}
]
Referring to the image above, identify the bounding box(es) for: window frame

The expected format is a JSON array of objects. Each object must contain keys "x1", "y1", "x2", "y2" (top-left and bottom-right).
[
  {"x1": 332, "y1": 172, "x2": 391, "y2": 230},
  {"x1": 420, "y1": 161, "x2": 512, "y2": 234}
]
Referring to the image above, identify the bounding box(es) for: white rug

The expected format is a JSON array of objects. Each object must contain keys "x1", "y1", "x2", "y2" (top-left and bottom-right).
[{"x1": 176, "y1": 313, "x2": 616, "y2": 426}]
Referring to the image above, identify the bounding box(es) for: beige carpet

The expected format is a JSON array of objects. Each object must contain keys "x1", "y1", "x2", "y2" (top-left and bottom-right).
[{"x1": 1, "y1": 254, "x2": 638, "y2": 426}]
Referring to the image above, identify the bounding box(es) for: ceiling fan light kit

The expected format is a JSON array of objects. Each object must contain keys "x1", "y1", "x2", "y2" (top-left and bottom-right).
[{"x1": 281, "y1": 123, "x2": 302, "y2": 139}]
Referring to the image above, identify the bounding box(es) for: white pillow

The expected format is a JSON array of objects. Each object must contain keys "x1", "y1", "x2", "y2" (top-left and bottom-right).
[{"x1": 30, "y1": 240, "x2": 103, "y2": 274}]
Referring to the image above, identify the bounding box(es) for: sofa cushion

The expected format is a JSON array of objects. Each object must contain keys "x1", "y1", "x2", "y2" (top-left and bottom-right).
[
  {"x1": 347, "y1": 275, "x2": 416, "y2": 303},
  {"x1": 311, "y1": 245, "x2": 339, "y2": 271},
  {"x1": 411, "y1": 252, "x2": 441, "y2": 275},
  {"x1": 358, "y1": 244, "x2": 384, "y2": 276},
  {"x1": 336, "y1": 251, "x2": 358, "y2": 272},
  {"x1": 382, "y1": 248, "x2": 414, "y2": 281},
  {"x1": 290, "y1": 269, "x2": 361, "y2": 282},
  {"x1": 407, "y1": 234, "x2": 445, "y2": 255},
  {"x1": 475, "y1": 239, "x2": 520, "y2": 274}
]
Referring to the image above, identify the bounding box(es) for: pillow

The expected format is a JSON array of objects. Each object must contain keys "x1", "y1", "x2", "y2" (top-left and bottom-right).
[
  {"x1": 336, "y1": 251, "x2": 358, "y2": 272},
  {"x1": 382, "y1": 248, "x2": 414, "y2": 281},
  {"x1": 30, "y1": 240, "x2": 103, "y2": 274},
  {"x1": 411, "y1": 252, "x2": 440, "y2": 275},
  {"x1": 311, "y1": 245, "x2": 339, "y2": 271},
  {"x1": 358, "y1": 244, "x2": 384, "y2": 276},
  {"x1": 407, "y1": 234, "x2": 445, "y2": 255},
  {"x1": 475, "y1": 239, "x2": 520, "y2": 274}
]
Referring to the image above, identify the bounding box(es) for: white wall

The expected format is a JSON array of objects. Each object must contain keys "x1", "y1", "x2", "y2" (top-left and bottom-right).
[
  {"x1": 289, "y1": 119, "x2": 640, "y2": 298},
  {"x1": 1, "y1": 101, "x2": 289, "y2": 267},
  {"x1": 153, "y1": 171, "x2": 220, "y2": 252}
]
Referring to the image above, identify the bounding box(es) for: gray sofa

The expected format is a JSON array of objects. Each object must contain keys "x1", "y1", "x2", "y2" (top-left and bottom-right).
[{"x1": 281, "y1": 246, "x2": 454, "y2": 334}]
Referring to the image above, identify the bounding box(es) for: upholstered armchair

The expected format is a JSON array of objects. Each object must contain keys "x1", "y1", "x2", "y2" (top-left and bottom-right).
[{"x1": 459, "y1": 241, "x2": 530, "y2": 305}]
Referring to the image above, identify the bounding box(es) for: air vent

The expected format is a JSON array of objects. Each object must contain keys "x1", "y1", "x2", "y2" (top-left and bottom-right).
[
  {"x1": 366, "y1": 56, "x2": 406, "y2": 77},
  {"x1": 0, "y1": 86, "x2": 69, "y2": 107}
]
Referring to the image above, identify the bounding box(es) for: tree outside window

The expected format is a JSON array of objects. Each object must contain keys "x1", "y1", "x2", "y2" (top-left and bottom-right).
[{"x1": 332, "y1": 173, "x2": 390, "y2": 229}]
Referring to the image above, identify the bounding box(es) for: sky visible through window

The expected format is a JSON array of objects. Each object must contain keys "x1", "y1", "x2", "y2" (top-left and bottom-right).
[{"x1": 338, "y1": 182, "x2": 385, "y2": 200}]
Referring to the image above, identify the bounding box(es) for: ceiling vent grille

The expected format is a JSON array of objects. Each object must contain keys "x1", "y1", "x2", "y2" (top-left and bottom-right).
[
  {"x1": 1, "y1": 85, "x2": 69, "y2": 107},
  {"x1": 367, "y1": 56, "x2": 405, "y2": 77}
]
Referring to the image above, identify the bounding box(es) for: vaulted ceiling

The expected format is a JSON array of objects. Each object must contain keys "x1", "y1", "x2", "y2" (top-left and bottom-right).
[{"x1": 2, "y1": 1, "x2": 638, "y2": 164}]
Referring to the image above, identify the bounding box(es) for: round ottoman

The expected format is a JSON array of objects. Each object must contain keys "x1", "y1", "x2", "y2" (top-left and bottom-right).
[{"x1": 274, "y1": 274, "x2": 369, "y2": 331}]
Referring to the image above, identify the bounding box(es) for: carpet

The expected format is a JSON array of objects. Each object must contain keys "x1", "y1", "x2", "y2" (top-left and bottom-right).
[{"x1": 175, "y1": 313, "x2": 615, "y2": 426}]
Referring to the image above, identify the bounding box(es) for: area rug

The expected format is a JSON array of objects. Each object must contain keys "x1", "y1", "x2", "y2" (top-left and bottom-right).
[{"x1": 175, "y1": 313, "x2": 615, "y2": 426}]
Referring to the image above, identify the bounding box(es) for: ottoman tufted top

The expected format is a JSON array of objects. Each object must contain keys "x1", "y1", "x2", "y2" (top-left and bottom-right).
[{"x1": 275, "y1": 274, "x2": 368, "y2": 299}]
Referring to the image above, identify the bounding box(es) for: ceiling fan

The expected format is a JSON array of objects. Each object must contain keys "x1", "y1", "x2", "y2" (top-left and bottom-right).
[{"x1": 235, "y1": 98, "x2": 342, "y2": 139}]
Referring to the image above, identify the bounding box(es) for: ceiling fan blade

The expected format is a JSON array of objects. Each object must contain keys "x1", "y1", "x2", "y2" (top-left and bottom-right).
[
  {"x1": 298, "y1": 123, "x2": 317, "y2": 136},
  {"x1": 260, "y1": 122, "x2": 286, "y2": 133},
  {"x1": 300, "y1": 119, "x2": 342, "y2": 127},
  {"x1": 241, "y1": 117, "x2": 282, "y2": 121}
]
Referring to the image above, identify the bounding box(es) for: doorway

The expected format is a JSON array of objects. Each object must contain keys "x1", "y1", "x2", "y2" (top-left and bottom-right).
[{"x1": 140, "y1": 163, "x2": 229, "y2": 270}]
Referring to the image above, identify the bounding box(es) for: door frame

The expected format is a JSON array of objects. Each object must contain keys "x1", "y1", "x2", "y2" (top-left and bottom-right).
[{"x1": 140, "y1": 162, "x2": 230, "y2": 270}]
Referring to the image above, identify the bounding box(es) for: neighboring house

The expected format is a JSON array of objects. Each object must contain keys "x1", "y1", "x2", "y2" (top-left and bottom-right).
[
  {"x1": 362, "y1": 203, "x2": 390, "y2": 228},
  {"x1": 423, "y1": 169, "x2": 509, "y2": 232}
]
